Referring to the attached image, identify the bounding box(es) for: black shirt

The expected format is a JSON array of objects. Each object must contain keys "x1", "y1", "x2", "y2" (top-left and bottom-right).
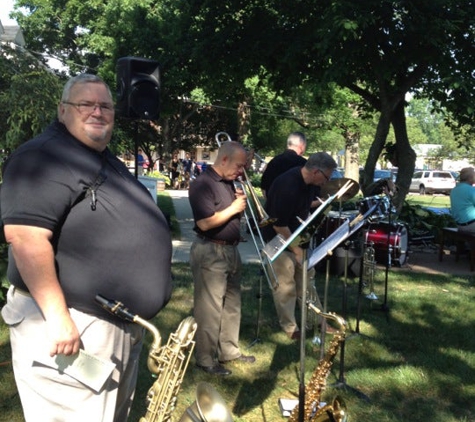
[
  {"x1": 1, "y1": 121, "x2": 172, "y2": 320},
  {"x1": 262, "y1": 166, "x2": 318, "y2": 242},
  {"x1": 261, "y1": 149, "x2": 307, "y2": 194},
  {"x1": 188, "y1": 166, "x2": 241, "y2": 242}
]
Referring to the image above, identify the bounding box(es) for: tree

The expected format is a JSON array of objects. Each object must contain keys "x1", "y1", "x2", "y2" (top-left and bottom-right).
[
  {"x1": 0, "y1": 44, "x2": 63, "y2": 153},
  {"x1": 180, "y1": 0, "x2": 475, "y2": 208}
]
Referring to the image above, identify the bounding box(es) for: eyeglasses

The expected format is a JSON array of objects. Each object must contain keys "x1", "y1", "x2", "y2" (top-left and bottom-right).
[
  {"x1": 318, "y1": 169, "x2": 330, "y2": 182},
  {"x1": 62, "y1": 101, "x2": 114, "y2": 115}
]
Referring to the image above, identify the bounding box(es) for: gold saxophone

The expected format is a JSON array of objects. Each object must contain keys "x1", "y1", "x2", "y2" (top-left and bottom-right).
[
  {"x1": 95, "y1": 295, "x2": 233, "y2": 422},
  {"x1": 288, "y1": 305, "x2": 348, "y2": 422},
  {"x1": 139, "y1": 316, "x2": 197, "y2": 422}
]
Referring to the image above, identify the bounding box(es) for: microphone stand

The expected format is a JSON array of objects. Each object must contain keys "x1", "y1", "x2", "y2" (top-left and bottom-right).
[
  {"x1": 332, "y1": 241, "x2": 370, "y2": 402},
  {"x1": 298, "y1": 244, "x2": 310, "y2": 422}
]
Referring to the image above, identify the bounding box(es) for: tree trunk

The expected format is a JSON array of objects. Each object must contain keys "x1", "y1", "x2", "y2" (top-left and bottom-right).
[
  {"x1": 362, "y1": 109, "x2": 392, "y2": 195},
  {"x1": 391, "y1": 102, "x2": 416, "y2": 211}
]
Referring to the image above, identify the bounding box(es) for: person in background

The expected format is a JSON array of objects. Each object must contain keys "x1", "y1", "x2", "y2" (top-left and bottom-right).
[
  {"x1": 169, "y1": 154, "x2": 180, "y2": 188},
  {"x1": 1, "y1": 74, "x2": 172, "y2": 421},
  {"x1": 450, "y1": 167, "x2": 475, "y2": 233},
  {"x1": 182, "y1": 152, "x2": 193, "y2": 189},
  {"x1": 188, "y1": 141, "x2": 256, "y2": 376},
  {"x1": 260, "y1": 132, "x2": 308, "y2": 198},
  {"x1": 137, "y1": 149, "x2": 145, "y2": 175},
  {"x1": 262, "y1": 152, "x2": 337, "y2": 340}
]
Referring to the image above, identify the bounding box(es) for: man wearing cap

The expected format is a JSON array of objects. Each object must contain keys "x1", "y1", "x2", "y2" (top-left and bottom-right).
[{"x1": 450, "y1": 167, "x2": 475, "y2": 233}]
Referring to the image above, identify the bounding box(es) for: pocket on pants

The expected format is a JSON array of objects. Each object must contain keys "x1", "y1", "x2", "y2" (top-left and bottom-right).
[{"x1": 1, "y1": 301, "x2": 25, "y2": 326}]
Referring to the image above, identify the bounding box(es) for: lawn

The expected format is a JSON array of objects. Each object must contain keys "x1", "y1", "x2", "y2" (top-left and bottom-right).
[
  {"x1": 1, "y1": 191, "x2": 474, "y2": 422},
  {"x1": 1, "y1": 263, "x2": 475, "y2": 422},
  {"x1": 405, "y1": 193, "x2": 451, "y2": 209}
]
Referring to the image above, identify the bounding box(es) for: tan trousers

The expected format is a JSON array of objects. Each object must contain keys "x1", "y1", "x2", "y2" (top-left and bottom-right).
[
  {"x1": 2, "y1": 286, "x2": 143, "y2": 422},
  {"x1": 190, "y1": 238, "x2": 242, "y2": 367},
  {"x1": 271, "y1": 250, "x2": 323, "y2": 335}
]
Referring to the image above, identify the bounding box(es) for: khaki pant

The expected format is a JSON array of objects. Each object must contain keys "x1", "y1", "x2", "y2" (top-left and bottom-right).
[
  {"x1": 2, "y1": 286, "x2": 143, "y2": 422},
  {"x1": 190, "y1": 238, "x2": 242, "y2": 367},
  {"x1": 271, "y1": 250, "x2": 323, "y2": 335}
]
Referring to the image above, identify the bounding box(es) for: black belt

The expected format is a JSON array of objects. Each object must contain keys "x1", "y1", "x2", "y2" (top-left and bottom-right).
[
  {"x1": 196, "y1": 234, "x2": 239, "y2": 246},
  {"x1": 458, "y1": 219, "x2": 475, "y2": 226},
  {"x1": 11, "y1": 286, "x2": 32, "y2": 297}
]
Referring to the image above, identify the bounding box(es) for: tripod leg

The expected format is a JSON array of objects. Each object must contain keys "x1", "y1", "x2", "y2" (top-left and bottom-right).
[{"x1": 248, "y1": 269, "x2": 263, "y2": 348}]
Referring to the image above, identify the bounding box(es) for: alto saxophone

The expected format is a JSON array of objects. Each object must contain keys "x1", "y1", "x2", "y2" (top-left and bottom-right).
[
  {"x1": 95, "y1": 295, "x2": 198, "y2": 422},
  {"x1": 288, "y1": 305, "x2": 348, "y2": 422}
]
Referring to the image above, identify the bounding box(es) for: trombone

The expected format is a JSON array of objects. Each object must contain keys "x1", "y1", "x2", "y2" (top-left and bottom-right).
[{"x1": 215, "y1": 132, "x2": 279, "y2": 289}]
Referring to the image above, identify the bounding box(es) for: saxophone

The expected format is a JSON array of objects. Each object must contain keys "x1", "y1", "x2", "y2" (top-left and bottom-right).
[
  {"x1": 288, "y1": 305, "x2": 348, "y2": 422},
  {"x1": 95, "y1": 295, "x2": 197, "y2": 422},
  {"x1": 139, "y1": 316, "x2": 197, "y2": 422}
]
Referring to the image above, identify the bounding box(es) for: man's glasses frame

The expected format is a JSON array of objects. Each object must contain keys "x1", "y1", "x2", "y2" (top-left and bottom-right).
[
  {"x1": 318, "y1": 169, "x2": 330, "y2": 182},
  {"x1": 62, "y1": 101, "x2": 114, "y2": 115}
]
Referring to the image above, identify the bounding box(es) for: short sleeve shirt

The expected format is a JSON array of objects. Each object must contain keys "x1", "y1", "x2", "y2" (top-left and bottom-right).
[
  {"x1": 450, "y1": 182, "x2": 475, "y2": 224},
  {"x1": 1, "y1": 121, "x2": 172, "y2": 320},
  {"x1": 261, "y1": 149, "x2": 307, "y2": 193},
  {"x1": 262, "y1": 166, "x2": 317, "y2": 242},
  {"x1": 188, "y1": 166, "x2": 241, "y2": 242}
]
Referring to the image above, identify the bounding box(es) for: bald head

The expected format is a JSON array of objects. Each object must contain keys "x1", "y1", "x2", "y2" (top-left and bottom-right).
[{"x1": 213, "y1": 141, "x2": 247, "y2": 181}]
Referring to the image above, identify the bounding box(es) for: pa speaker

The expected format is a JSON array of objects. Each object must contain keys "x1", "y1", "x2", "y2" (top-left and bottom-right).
[{"x1": 116, "y1": 57, "x2": 160, "y2": 120}]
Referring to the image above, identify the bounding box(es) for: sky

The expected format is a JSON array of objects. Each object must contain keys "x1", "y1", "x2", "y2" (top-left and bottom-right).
[{"x1": 1, "y1": 0, "x2": 18, "y2": 25}]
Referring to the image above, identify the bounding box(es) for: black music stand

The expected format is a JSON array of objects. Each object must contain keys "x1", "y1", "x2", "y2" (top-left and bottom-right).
[
  {"x1": 248, "y1": 268, "x2": 264, "y2": 348},
  {"x1": 263, "y1": 181, "x2": 376, "y2": 422},
  {"x1": 328, "y1": 240, "x2": 371, "y2": 402}
]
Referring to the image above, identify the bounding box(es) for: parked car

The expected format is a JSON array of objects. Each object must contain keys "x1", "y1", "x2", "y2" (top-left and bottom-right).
[
  {"x1": 409, "y1": 170, "x2": 456, "y2": 195},
  {"x1": 359, "y1": 168, "x2": 396, "y2": 184},
  {"x1": 331, "y1": 169, "x2": 343, "y2": 179}
]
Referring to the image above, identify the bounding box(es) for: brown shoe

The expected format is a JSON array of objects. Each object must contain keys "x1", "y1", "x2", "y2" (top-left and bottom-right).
[
  {"x1": 196, "y1": 363, "x2": 232, "y2": 376},
  {"x1": 219, "y1": 354, "x2": 256, "y2": 364},
  {"x1": 287, "y1": 330, "x2": 301, "y2": 340}
]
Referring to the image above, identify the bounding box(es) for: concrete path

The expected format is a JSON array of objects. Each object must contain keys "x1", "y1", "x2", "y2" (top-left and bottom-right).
[{"x1": 168, "y1": 190, "x2": 261, "y2": 264}]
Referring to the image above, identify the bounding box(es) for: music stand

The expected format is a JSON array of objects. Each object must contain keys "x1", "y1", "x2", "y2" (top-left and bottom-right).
[
  {"x1": 248, "y1": 267, "x2": 264, "y2": 348},
  {"x1": 263, "y1": 181, "x2": 357, "y2": 422}
]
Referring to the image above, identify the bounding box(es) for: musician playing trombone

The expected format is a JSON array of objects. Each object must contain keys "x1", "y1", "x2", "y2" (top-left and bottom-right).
[
  {"x1": 261, "y1": 152, "x2": 338, "y2": 340},
  {"x1": 189, "y1": 141, "x2": 256, "y2": 376}
]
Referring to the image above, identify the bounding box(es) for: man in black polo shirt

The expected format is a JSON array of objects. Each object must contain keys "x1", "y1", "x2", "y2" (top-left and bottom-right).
[
  {"x1": 261, "y1": 131, "x2": 308, "y2": 198},
  {"x1": 189, "y1": 141, "x2": 256, "y2": 376},
  {"x1": 1, "y1": 74, "x2": 172, "y2": 421},
  {"x1": 262, "y1": 152, "x2": 337, "y2": 340}
]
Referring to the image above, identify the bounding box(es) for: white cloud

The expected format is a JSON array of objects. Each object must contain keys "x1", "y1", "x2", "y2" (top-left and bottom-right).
[{"x1": 0, "y1": 0, "x2": 17, "y2": 25}]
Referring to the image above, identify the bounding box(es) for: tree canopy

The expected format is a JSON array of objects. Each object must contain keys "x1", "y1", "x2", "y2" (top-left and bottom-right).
[{"x1": 3, "y1": 0, "x2": 475, "y2": 207}]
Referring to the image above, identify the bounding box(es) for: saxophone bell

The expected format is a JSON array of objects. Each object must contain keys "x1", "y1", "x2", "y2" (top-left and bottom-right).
[
  {"x1": 288, "y1": 306, "x2": 347, "y2": 422},
  {"x1": 310, "y1": 397, "x2": 348, "y2": 422},
  {"x1": 178, "y1": 382, "x2": 233, "y2": 422}
]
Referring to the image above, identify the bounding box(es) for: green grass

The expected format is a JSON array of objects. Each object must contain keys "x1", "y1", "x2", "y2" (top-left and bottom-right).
[
  {"x1": 404, "y1": 194, "x2": 450, "y2": 209},
  {"x1": 1, "y1": 191, "x2": 473, "y2": 422},
  {"x1": 157, "y1": 191, "x2": 181, "y2": 239},
  {"x1": 2, "y1": 264, "x2": 475, "y2": 421}
]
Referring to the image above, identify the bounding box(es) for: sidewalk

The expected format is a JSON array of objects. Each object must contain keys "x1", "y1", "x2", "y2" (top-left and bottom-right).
[
  {"x1": 168, "y1": 190, "x2": 261, "y2": 264},
  {"x1": 167, "y1": 190, "x2": 474, "y2": 277}
]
